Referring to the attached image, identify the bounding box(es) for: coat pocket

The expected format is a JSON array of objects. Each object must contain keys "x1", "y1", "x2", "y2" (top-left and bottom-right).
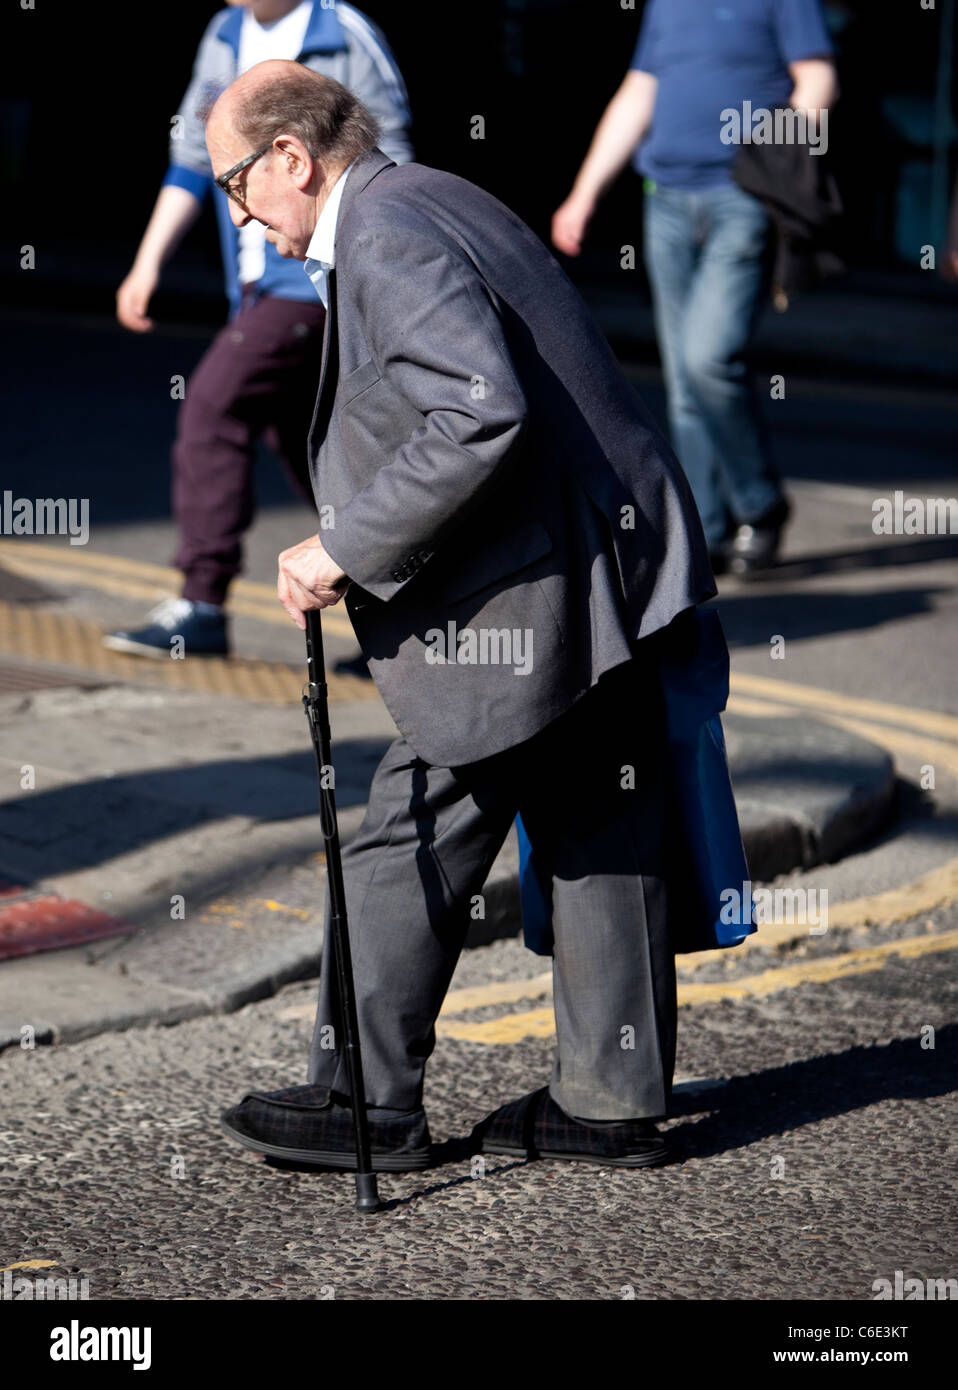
[{"x1": 337, "y1": 357, "x2": 382, "y2": 406}]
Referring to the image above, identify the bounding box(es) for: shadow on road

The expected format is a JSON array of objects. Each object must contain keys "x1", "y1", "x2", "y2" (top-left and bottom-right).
[
  {"x1": 666, "y1": 1027, "x2": 957, "y2": 1161},
  {"x1": 0, "y1": 739, "x2": 392, "y2": 882},
  {"x1": 716, "y1": 581, "x2": 951, "y2": 648}
]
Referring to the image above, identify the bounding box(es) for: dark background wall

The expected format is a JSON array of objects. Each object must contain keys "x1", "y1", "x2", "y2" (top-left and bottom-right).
[{"x1": 2, "y1": 0, "x2": 954, "y2": 318}]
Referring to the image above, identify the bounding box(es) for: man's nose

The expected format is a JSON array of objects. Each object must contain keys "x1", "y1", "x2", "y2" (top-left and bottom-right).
[{"x1": 228, "y1": 200, "x2": 251, "y2": 228}]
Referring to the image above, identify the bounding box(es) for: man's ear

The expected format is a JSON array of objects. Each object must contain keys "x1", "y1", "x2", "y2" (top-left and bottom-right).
[{"x1": 275, "y1": 136, "x2": 317, "y2": 191}]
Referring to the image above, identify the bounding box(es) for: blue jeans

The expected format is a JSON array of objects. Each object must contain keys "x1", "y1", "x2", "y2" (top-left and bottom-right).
[{"x1": 643, "y1": 181, "x2": 784, "y2": 549}]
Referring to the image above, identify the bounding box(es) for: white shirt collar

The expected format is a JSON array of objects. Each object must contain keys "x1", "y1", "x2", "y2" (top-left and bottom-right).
[{"x1": 304, "y1": 161, "x2": 354, "y2": 274}]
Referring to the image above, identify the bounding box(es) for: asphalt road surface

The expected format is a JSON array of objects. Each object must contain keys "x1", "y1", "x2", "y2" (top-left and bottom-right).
[{"x1": 0, "y1": 309, "x2": 955, "y2": 1308}]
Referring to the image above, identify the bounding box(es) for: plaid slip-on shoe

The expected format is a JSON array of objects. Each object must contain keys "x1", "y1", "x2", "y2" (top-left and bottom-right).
[
  {"x1": 220, "y1": 1083, "x2": 433, "y2": 1171},
  {"x1": 473, "y1": 1086, "x2": 670, "y2": 1168}
]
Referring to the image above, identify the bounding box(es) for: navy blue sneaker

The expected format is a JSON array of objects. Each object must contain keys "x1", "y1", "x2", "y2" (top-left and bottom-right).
[{"x1": 103, "y1": 597, "x2": 229, "y2": 659}]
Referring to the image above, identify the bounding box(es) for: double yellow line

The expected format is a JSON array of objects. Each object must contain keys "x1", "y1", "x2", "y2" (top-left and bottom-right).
[
  {"x1": 435, "y1": 929, "x2": 958, "y2": 1043},
  {"x1": 729, "y1": 670, "x2": 958, "y2": 780}
]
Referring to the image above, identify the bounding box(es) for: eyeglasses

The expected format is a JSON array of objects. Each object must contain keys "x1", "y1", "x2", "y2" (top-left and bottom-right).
[{"x1": 214, "y1": 141, "x2": 274, "y2": 207}]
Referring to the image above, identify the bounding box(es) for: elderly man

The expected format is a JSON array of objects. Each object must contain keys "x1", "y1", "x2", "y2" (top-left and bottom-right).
[{"x1": 214, "y1": 60, "x2": 719, "y2": 1172}]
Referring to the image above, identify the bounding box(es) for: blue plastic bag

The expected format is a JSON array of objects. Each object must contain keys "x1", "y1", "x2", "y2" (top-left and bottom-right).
[
  {"x1": 516, "y1": 811, "x2": 553, "y2": 956},
  {"x1": 517, "y1": 608, "x2": 757, "y2": 956}
]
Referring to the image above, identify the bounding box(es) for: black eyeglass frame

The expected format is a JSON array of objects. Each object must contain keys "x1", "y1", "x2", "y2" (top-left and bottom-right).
[{"x1": 214, "y1": 141, "x2": 275, "y2": 206}]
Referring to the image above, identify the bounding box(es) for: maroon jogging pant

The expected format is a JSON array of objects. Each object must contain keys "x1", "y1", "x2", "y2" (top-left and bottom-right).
[{"x1": 172, "y1": 292, "x2": 327, "y2": 606}]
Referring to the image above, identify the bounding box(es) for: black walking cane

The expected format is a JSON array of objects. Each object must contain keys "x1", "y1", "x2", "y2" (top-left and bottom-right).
[{"x1": 302, "y1": 608, "x2": 382, "y2": 1214}]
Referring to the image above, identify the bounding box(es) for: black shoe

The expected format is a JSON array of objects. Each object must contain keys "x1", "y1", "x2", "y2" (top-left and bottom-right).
[
  {"x1": 103, "y1": 598, "x2": 229, "y2": 658},
  {"x1": 726, "y1": 495, "x2": 791, "y2": 576},
  {"x1": 220, "y1": 1083, "x2": 433, "y2": 1171},
  {"x1": 472, "y1": 1086, "x2": 670, "y2": 1168}
]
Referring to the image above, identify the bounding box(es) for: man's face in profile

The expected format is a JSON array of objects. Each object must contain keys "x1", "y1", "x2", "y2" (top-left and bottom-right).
[{"x1": 208, "y1": 123, "x2": 318, "y2": 261}]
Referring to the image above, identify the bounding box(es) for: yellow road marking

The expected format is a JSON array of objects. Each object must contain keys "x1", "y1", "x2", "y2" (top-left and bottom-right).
[
  {"x1": 251, "y1": 897, "x2": 315, "y2": 918},
  {"x1": 727, "y1": 694, "x2": 797, "y2": 719},
  {"x1": 678, "y1": 853, "x2": 958, "y2": 965},
  {"x1": 826, "y1": 856, "x2": 958, "y2": 929},
  {"x1": 275, "y1": 1002, "x2": 315, "y2": 1022},
  {"x1": 0, "y1": 1259, "x2": 60, "y2": 1272},
  {"x1": 1, "y1": 538, "x2": 273, "y2": 593},
  {"x1": 442, "y1": 972, "x2": 554, "y2": 1014},
  {"x1": 436, "y1": 929, "x2": 958, "y2": 1042},
  {"x1": 731, "y1": 671, "x2": 958, "y2": 743},
  {"x1": 2, "y1": 557, "x2": 336, "y2": 633},
  {"x1": 0, "y1": 541, "x2": 356, "y2": 638},
  {"x1": 438, "y1": 1008, "x2": 556, "y2": 1043},
  {"x1": 0, "y1": 538, "x2": 297, "y2": 603},
  {"x1": 677, "y1": 927, "x2": 958, "y2": 1003},
  {"x1": 200, "y1": 902, "x2": 248, "y2": 930},
  {"x1": 827, "y1": 719, "x2": 958, "y2": 783}
]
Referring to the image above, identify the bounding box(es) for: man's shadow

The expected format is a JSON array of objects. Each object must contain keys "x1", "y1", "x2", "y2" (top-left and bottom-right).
[{"x1": 660, "y1": 1027, "x2": 956, "y2": 1161}]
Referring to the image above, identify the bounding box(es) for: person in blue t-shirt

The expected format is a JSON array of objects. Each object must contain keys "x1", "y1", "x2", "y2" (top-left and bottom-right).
[{"x1": 553, "y1": 0, "x2": 837, "y2": 574}]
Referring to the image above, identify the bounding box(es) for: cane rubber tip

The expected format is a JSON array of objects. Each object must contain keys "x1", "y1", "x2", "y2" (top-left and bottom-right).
[{"x1": 355, "y1": 1172, "x2": 383, "y2": 1213}]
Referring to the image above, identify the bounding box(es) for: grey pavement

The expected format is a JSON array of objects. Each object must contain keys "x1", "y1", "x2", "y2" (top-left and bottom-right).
[{"x1": 0, "y1": 660, "x2": 897, "y2": 1053}]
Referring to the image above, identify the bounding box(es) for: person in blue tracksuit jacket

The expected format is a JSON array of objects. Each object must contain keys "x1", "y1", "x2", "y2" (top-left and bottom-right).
[{"x1": 106, "y1": 1, "x2": 413, "y2": 657}]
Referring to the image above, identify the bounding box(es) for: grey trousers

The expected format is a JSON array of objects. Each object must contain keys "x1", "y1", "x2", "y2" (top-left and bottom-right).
[{"x1": 306, "y1": 654, "x2": 679, "y2": 1120}]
